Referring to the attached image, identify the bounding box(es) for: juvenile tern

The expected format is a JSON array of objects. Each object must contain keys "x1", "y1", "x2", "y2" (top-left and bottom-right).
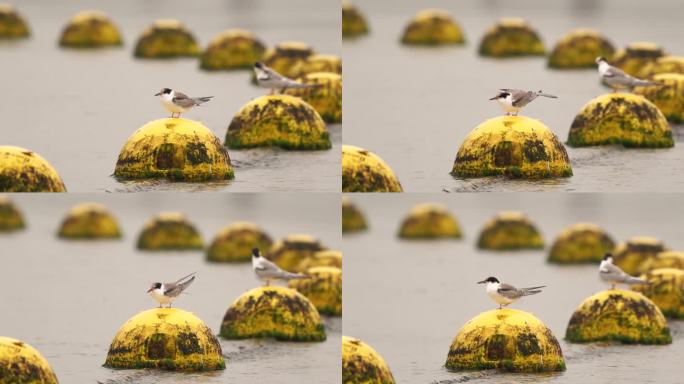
[
  {"x1": 596, "y1": 57, "x2": 660, "y2": 92},
  {"x1": 254, "y1": 62, "x2": 316, "y2": 95},
  {"x1": 252, "y1": 248, "x2": 307, "y2": 286},
  {"x1": 599, "y1": 253, "x2": 648, "y2": 289}
]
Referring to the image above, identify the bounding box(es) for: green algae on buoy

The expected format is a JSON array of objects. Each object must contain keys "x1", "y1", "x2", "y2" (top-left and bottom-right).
[
  {"x1": 114, "y1": 118, "x2": 234, "y2": 181},
  {"x1": 342, "y1": 2, "x2": 369, "y2": 38},
  {"x1": 567, "y1": 93, "x2": 673, "y2": 148},
  {"x1": 565, "y1": 289, "x2": 671, "y2": 344},
  {"x1": 0, "y1": 336, "x2": 58, "y2": 383},
  {"x1": 634, "y1": 73, "x2": 684, "y2": 123},
  {"x1": 478, "y1": 18, "x2": 545, "y2": 57},
  {"x1": 342, "y1": 145, "x2": 403, "y2": 192},
  {"x1": 477, "y1": 211, "x2": 544, "y2": 250},
  {"x1": 57, "y1": 202, "x2": 121, "y2": 239},
  {"x1": 255, "y1": 41, "x2": 314, "y2": 82},
  {"x1": 445, "y1": 309, "x2": 565, "y2": 372},
  {"x1": 398, "y1": 203, "x2": 462, "y2": 239},
  {"x1": 343, "y1": 336, "x2": 395, "y2": 384},
  {"x1": 613, "y1": 236, "x2": 667, "y2": 276},
  {"x1": 400, "y1": 9, "x2": 465, "y2": 46},
  {"x1": 639, "y1": 251, "x2": 684, "y2": 272},
  {"x1": 206, "y1": 221, "x2": 273, "y2": 262},
  {"x1": 0, "y1": 196, "x2": 24, "y2": 232},
  {"x1": 342, "y1": 197, "x2": 367, "y2": 233},
  {"x1": 58, "y1": 10, "x2": 123, "y2": 48},
  {"x1": 267, "y1": 234, "x2": 328, "y2": 272},
  {"x1": 633, "y1": 268, "x2": 684, "y2": 318},
  {"x1": 452, "y1": 116, "x2": 572, "y2": 179},
  {"x1": 638, "y1": 55, "x2": 684, "y2": 78},
  {"x1": 293, "y1": 54, "x2": 342, "y2": 77},
  {"x1": 134, "y1": 19, "x2": 199, "y2": 59},
  {"x1": 200, "y1": 28, "x2": 265, "y2": 70},
  {"x1": 612, "y1": 42, "x2": 665, "y2": 77},
  {"x1": 289, "y1": 266, "x2": 342, "y2": 316},
  {"x1": 0, "y1": 146, "x2": 66, "y2": 192},
  {"x1": 225, "y1": 94, "x2": 331, "y2": 150},
  {"x1": 0, "y1": 4, "x2": 29, "y2": 39},
  {"x1": 104, "y1": 308, "x2": 225, "y2": 371},
  {"x1": 137, "y1": 212, "x2": 203, "y2": 251},
  {"x1": 284, "y1": 72, "x2": 342, "y2": 123},
  {"x1": 548, "y1": 28, "x2": 615, "y2": 69},
  {"x1": 548, "y1": 223, "x2": 615, "y2": 264},
  {"x1": 296, "y1": 249, "x2": 343, "y2": 271},
  {"x1": 220, "y1": 286, "x2": 326, "y2": 341}
]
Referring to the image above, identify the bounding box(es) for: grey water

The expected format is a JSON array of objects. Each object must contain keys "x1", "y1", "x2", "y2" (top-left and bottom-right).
[
  {"x1": 1, "y1": 0, "x2": 340, "y2": 192},
  {"x1": 343, "y1": 0, "x2": 684, "y2": 192},
  {"x1": 0, "y1": 193, "x2": 341, "y2": 383},
  {"x1": 343, "y1": 194, "x2": 684, "y2": 383}
]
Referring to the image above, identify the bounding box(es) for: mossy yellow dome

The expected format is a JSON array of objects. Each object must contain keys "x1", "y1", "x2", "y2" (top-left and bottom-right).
[
  {"x1": 59, "y1": 10, "x2": 123, "y2": 47},
  {"x1": 0, "y1": 4, "x2": 29, "y2": 38},
  {"x1": 136, "y1": 212, "x2": 204, "y2": 250},
  {"x1": 0, "y1": 336, "x2": 58, "y2": 383},
  {"x1": 638, "y1": 251, "x2": 684, "y2": 272},
  {"x1": 206, "y1": 221, "x2": 273, "y2": 262},
  {"x1": 114, "y1": 118, "x2": 234, "y2": 181},
  {"x1": 293, "y1": 54, "x2": 342, "y2": 77},
  {"x1": 634, "y1": 73, "x2": 684, "y2": 124},
  {"x1": 267, "y1": 234, "x2": 328, "y2": 272},
  {"x1": 446, "y1": 309, "x2": 565, "y2": 372},
  {"x1": 342, "y1": 145, "x2": 403, "y2": 192},
  {"x1": 612, "y1": 42, "x2": 665, "y2": 76},
  {"x1": 567, "y1": 93, "x2": 673, "y2": 148},
  {"x1": 613, "y1": 236, "x2": 667, "y2": 275},
  {"x1": 134, "y1": 19, "x2": 199, "y2": 58},
  {"x1": 478, "y1": 18, "x2": 545, "y2": 57},
  {"x1": 477, "y1": 211, "x2": 544, "y2": 250},
  {"x1": 284, "y1": 72, "x2": 342, "y2": 123},
  {"x1": 297, "y1": 249, "x2": 343, "y2": 271},
  {"x1": 342, "y1": 197, "x2": 368, "y2": 233},
  {"x1": 255, "y1": 41, "x2": 314, "y2": 81},
  {"x1": 548, "y1": 28, "x2": 615, "y2": 69},
  {"x1": 452, "y1": 116, "x2": 572, "y2": 179},
  {"x1": 0, "y1": 196, "x2": 25, "y2": 231},
  {"x1": 398, "y1": 203, "x2": 462, "y2": 239},
  {"x1": 57, "y1": 202, "x2": 122, "y2": 239},
  {"x1": 220, "y1": 286, "x2": 326, "y2": 341},
  {"x1": 565, "y1": 289, "x2": 671, "y2": 344},
  {"x1": 400, "y1": 9, "x2": 465, "y2": 45},
  {"x1": 638, "y1": 55, "x2": 684, "y2": 78},
  {"x1": 633, "y1": 268, "x2": 684, "y2": 318},
  {"x1": 225, "y1": 94, "x2": 331, "y2": 150},
  {"x1": 342, "y1": 2, "x2": 369, "y2": 38},
  {"x1": 342, "y1": 336, "x2": 395, "y2": 384},
  {"x1": 548, "y1": 223, "x2": 615, "y2": 264},
  {"x1": 289, "y1": 266, "x2": 342, "y2": 316},
  {"x1": 0, "y1": 146, "x2": 66, "y2": 192},
  {"x1": 200, "y1": 28, "x2": 265, "y2": 70},
  {"x1": 104, "y1": 308, "x2": 225, "y2": 371}
]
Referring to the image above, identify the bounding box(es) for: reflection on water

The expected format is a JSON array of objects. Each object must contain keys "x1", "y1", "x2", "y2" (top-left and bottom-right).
[
  {"x1": 344, "y1": 194, "x2": 683, "y2": 383},
  {"x1": 343, "y1": 0, "x2": 684, "y2": 192},
  {"x1": 0, "y1": 194, "x2": 341, "y2": 383}
]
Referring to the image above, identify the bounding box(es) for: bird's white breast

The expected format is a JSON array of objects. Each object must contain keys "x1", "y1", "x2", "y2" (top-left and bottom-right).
[
  {"x1": 598, "y1": 62, "x2": 610, "y2": 76},
  {"x1": 149, "y1": 287, "x2": 172, "y2": 304},
  {"x1": 160, "y1": 92, "x2": 185, "y2": 113},
  {"x1": 497, "y1": 95, "x2": 519, "y2": 113},
  {"x1": 486, "y1": 282, "x2": 513, "y2": 304}
]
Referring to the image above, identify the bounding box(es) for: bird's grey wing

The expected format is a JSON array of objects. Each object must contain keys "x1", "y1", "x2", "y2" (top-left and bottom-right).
[
  {"x1": 165, "y1": 275, "x2": 195, "y2": 297},
  {"x1": 263, "y1": 66, "x2": 287, "y2": 81},
  {"x1": 172, "y1": 92, "x2": 199, "y2": 108},
  {"x1": 603, "y1": 65, "x2": 629, "y2": 78},
  {"x1": 497, "y1": 283, "x2": 523, "y2": 299},
  {"x1": 600, "y1": 262, "x2": 629, "y2": 279},
  {"x1": 259, "y1": 258, "x2": 284, "y2": 274},
  {"x1": 512, "y1": 90, "x2": 537, "y2": 107}
]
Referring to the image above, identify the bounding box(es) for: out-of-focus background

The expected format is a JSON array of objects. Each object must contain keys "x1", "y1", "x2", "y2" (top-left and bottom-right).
[
  {"x1": 1, "y1": 0, "x2": 340, "y2": 192},
  {"x1": 343, "y1": 193, "x2": 683, "y2": 383},
  {"x1": 0, "y1": 193, "x2": 341, "y2": 383},
  {"x1": 344, "y1": 0, "x2": 684, "y2": 192}
]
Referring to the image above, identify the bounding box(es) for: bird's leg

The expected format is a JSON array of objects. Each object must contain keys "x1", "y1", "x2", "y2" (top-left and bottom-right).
[
  {"x1": 499, "y1": 304, "x2": 502, "y2": 309},
  {"x1": 269, "y1": 88, "x2": 274, "y2": 95},
  {"x1": 611, "y1": 283, "x2": 616, "y2": 290}
]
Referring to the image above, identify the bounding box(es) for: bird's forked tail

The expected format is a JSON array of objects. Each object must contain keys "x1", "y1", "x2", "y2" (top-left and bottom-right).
[
  {"x1": 521, "y1": 285, "x2": 546, "y2": 296},
  {"x1": 536, "y1": 90, "x2": 558, "y2": 99}
]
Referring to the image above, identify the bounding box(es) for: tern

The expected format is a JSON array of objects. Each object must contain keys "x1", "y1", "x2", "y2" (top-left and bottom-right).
[
  {"x1": 489, "y1": 89, "x2": 558, "y2": 116},
  {"x1": 252, "y1": 248, "x2": 307, "y2": 286},
  {"x1": 599, "y1": 253, "x2": 648, "y2": 290},
  {"x1": 254, "y1": 62, "x2": 315, "y2": 95},
  {"x1": 478, "y1": 276, "x2": 545, "y2": 309},
  {"x1": 596, "y1": 57, "x2": 660, "y2": 92},
  {"x1": 155, "y1": 88, "x2": 213, "y2": 118},
  {"x1": 147, "y1": 272, "x2": 196, "y2": 308}
]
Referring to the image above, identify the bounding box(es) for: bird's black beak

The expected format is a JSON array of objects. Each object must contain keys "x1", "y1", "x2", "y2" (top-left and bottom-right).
[
  {"x1": 146, "y1": 287, "x2": 154, "y2": 293},
  {"x1": 477, "y1": 280, "x2": 486, "y2": 284},
  {"x1": 488, "y1": 96, "x2": 498, "y2": 100},
  {"x1": 154, "y1": 92, "x2": 161, "y2": 96}
]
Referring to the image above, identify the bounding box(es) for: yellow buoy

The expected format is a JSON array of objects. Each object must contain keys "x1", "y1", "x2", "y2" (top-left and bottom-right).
[
  {"x1": 134, "y1": 19, "x2": 199, "y2": 58},
  {"x1": 612, "y1": 42, "x2": 665, "y2": 77},
  {"x1": 200, "y1": 28, "x2": 265, "y2": 70},
  {"x1": 342, "y1": 197, "x2": 368, "y2": 233},
  {"x1": 136, "y1": 212, "x2": 203, "y2": 251},
  {"x1": 253, "y1": 41, "x2": 314, "y2": 82},
  {"x1": 638, "y1": 250, "x2": 684, "y2": 272},
  {"x1": 613, "y1": 236, "x2": 667, "y2": 275},
  {"x1": 445, "y1": 309, "x2": 565, "y2": 372},
  {"x1": 296, "y1": 249, "x2": 343, "y2": 271},
  {"x1": 478, "y1": 18, "x2": 545, "y2": 57},
  {"x1": 57, "y1": 202, "x2": 121, "y2": 239},
  {"x1": 0, "y1": 4, "x2": 29, "y2": 39},
  {"x1": 633, "y1": 268, "x2": 684, "y2": 318},
  {"x1": 225, "y1": 94, "x2": 331, "y2": 150},
  {"x1": 114, "y1": 118, "x2": 234, "y2": 181},
  {"x1": 342, "y1": 145, "x2": 403, "y2": 192},
  {"x1": 293, "y1": 54, "x2": 342, "y2": 77},
  {"x1": 0, "y1": 146, "x2": 66, "y2": 192},
  {"x1": 634, "y1": 73, "x2": 684, "y2": 124},
  {"x1": 0, "y1": 336, "x2": 58, "y2": 383},
  {"x1": 0, "y1": 196, "x2": 25, "y2": 231},
  {"x1": 400, "y1": 9, "x2": 466, "y2": 45},
  {"x1": 397, "y1": 203, "x2": 462, "y2": 239},
  {"x1": 58, "y1": 10, "x2": 123, "y2": 48},
  {"x1": 547, "y1": 223, "x2": 615, "y2": 264},
  {"x1": 284, "y1": 71, "x2": 342, "y2": 123},
  {"x1": 342, "y1": 336, "x2": 395, "y2": 383},
  {"x1": 220, "y1": 286, "x2": 326, "y2": 341},
  {"x1": 547, "y1": 29, "x2": 615, "y2": 69},
  {"x1": 267, "y1": 234, "x2": 328, "y2": 272},
  {"x1": 567, "y1": 93, "x2": 673, "y2": 148},
  {"x1": 342, "y1": 2, "x2": 369, "y2": 38},
  {"x1": 104, "y1": 308, "x2": 225, "y2": 371},
  {"x1": 477, "y1": 211, "x2": 544, "y2": 250},
  {"x1": 638, "y1": 55, "x2": 684, "y2": 78},
  {"x1": 565, "y1": 289, "x2": 671, "y2": 344},
  {"x1": 206, "y1": 221, "x2": 273, "y2": 262},
  {"x1": 289, "y1": 266, "x2": 342, "y2": 316}
]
